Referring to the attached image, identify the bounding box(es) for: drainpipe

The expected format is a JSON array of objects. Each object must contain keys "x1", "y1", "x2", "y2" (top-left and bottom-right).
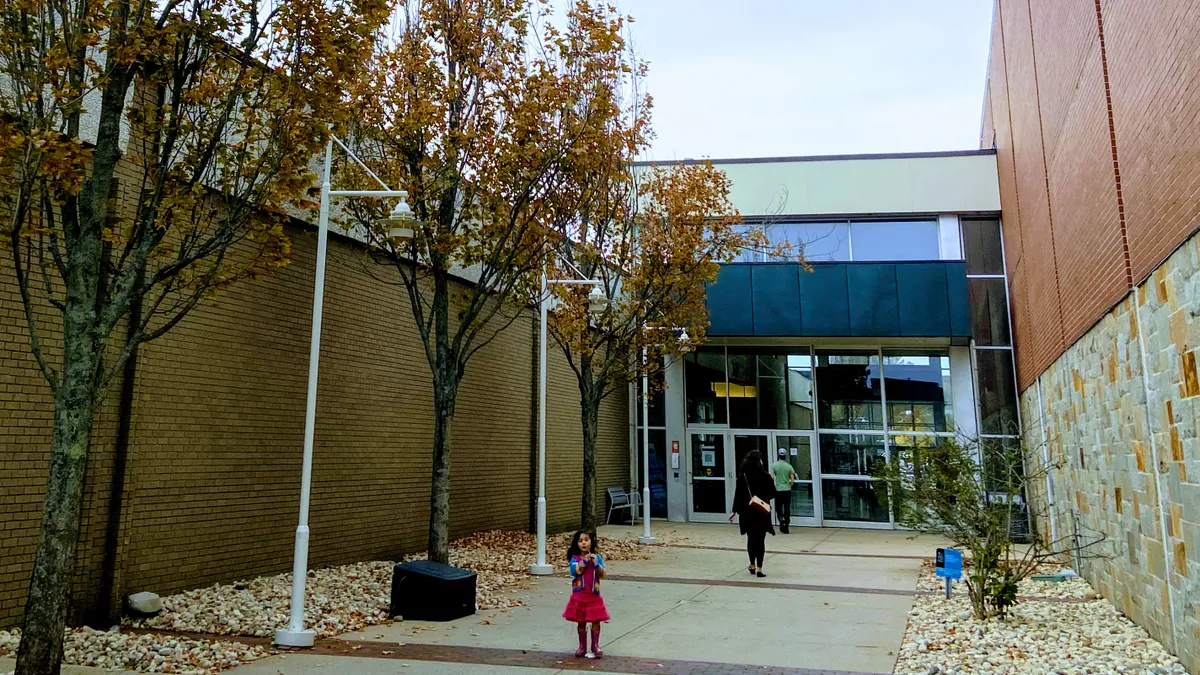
[{"x1": 93, "y1": 275, "x2": 142, "y2": 626}]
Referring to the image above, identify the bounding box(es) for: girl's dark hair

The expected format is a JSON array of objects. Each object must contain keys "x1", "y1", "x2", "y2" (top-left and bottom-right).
[
  {"x1": 567, "y1": 529, "x2": 599, "y2": 561},
  {"x1": 740, "y1": 450, "x2": 765, "y2": 476}
]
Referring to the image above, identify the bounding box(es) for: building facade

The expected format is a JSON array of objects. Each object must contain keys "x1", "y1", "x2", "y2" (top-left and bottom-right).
[
  {"x1": 634, "y1": 151, "x2": 1021, "y2": 528},
  {"x1": 982, "y1": 0, "x2": 1200, "y2": 669}
]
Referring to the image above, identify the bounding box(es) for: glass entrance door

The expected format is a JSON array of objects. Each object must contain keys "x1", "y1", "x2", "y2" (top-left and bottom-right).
[
  {"x1": 732, "y1": 432, "x2": 770, "y2": 478},
  {"x1": 772, "y1": 434, "x2": 819, "y2": 527},
  {"x1": 687, "y1": 433, "x2": 729, "y2": 522}
]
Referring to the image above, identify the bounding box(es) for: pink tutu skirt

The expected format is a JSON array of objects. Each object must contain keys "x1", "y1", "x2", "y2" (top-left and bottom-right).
[{"x1": 562, "y1": 592, "x2": 610, "y2": 623}]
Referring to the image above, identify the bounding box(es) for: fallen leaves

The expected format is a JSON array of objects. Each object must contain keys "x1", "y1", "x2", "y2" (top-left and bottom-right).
[{"x1": 126, "y1": 530, "x2": 651, "y2": 642}]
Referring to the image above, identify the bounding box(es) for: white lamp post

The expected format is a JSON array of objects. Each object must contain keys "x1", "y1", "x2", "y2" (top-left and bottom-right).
[
  {"x1": 275, "y1": 136, "x2": 417, "y2": 648},
  {"x1": 637, "y1": 327, "x2": 688, "y2": 546},
  {"x1": 530, "y1": 268, "x2": 607, "y2": 576},
  {"x1": 639, "y1": 347, "x2": 655, "y2": 545}
]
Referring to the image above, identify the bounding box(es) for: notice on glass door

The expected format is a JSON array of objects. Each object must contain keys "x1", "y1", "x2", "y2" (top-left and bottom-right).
[
  {"x1": 790, "y1": 447, "x2": 798, "y2": 456},
  {"x1": 701, "y1": 450, "x2": 716, "y2": 467}
]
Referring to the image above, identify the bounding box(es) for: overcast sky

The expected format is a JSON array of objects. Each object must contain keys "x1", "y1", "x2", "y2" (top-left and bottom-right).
[{"x1": 616, "y1": 1, "x2": 995, "y2": 162}]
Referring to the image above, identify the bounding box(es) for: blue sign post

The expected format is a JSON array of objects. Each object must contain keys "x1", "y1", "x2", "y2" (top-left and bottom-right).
[{"x1": 935, "y1": 548, "x2": 963, "y2": 599}]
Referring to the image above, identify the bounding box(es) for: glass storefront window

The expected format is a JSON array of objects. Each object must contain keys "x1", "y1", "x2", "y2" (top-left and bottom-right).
[
  {"x1": 883, "y1": 352, "x2": 953, "y2": 432},
  {"x1": 686, "y1": 348, "x2": 727, "y2": 425},
  {"x1": 786, "y1": 354, "x2": 816, "y2": 428},
  {"x1": 977, "y1": 349, "x2": 1019, "y2": 435},
  {"x1": 819, "y1": 433, "x2": 885, "y2": 476},
  {"x1": 816, "y1": 351, "x2": 882, "y2": 430},
  {"x1": 727, "y1": 353, "x2": 757, "y2": 428},
  {"x1": 785, "y1": 222, "x2": 851, "y2": 262},
  {"x1": 850, "y1": 221, "x2": 939, "y2": 261},
  {"x1": 713, "y1": 350, "x2": 815, "y2": 431},
  {"x1": 791, "y1": 484, "x2": 816, "y2": 518},
  {"x1": 969, "y1": 279, "x2": 1012, "y2": 346},
  {"x1": 757, "y1": 358, "x2": 788, "y2": 430},
  {"x1": 961, "y1": 219, "x2": 1005, "y2": 275},
  {"x1": 822, "y1": 478, "x2": 889, "y2": 522}
]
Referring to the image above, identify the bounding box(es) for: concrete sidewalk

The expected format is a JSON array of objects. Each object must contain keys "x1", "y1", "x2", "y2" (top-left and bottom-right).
[
  {"x1": 599, "y1": 522, "x2": 946, "y2": 559},
  {"x1": 226, "y1": 524, "x2": 938, "y2": 675}
]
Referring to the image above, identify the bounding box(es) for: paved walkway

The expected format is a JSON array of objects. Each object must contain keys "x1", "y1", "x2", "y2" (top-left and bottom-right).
[
  {"x1": 227, "y1": 523, "x2": 947, "y2": 675},
  {"x1": 0, "y1": 524, "x2": 945, "y2": 675}
]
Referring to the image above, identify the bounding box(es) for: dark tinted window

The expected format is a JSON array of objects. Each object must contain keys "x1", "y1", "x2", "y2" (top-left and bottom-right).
[
  {"x1": 685, "y1": 349, "x2": 727, "y2": 425},
  {"x1": 816, "y1": 351, "x2": 883, "y2": 430},
  {"x1": 727, "y1": 353, "x2": 757, "y2": 428},
  {"x1": 962, "y1": 219, "x2": 1004, "y2": 275},
  {"x1": 977, "y1": 349, "x2": 1019, "y2": 435},
  {"x1": 883, "y1": 352, "x2": 953, "y2": 432},
  {"x1": 636, "y1": 367, "x2": 666, "y2": 427},
  {"x1": 968, "y1": 278, "x2": 1012, "y2": 346}
]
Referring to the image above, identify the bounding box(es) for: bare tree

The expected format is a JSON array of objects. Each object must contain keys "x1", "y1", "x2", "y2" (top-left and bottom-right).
[{"x1": 873, "y1": 434, "x2": 1108, "y2": 619}]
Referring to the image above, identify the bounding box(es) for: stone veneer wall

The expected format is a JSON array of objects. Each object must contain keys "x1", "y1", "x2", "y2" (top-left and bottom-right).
[{"x1": 1023, "y1": 230, "x2": 1200, "y2": 670}]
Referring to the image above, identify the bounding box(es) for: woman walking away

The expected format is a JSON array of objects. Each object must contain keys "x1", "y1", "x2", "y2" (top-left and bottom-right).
[
  {"x1": 729, "y1": 450, "x2": 776, "y2": 577},
  {"x1": 563, "y1": 530, "x2": 610, "y2": 658}
]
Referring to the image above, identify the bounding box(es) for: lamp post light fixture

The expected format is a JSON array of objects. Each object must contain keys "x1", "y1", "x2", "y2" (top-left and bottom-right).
[
  {"x1": 382, "y1": 199, "x2": 417, "y2": 241},
  {"x1": 530, "y1": 267, "x2": 607, "y2": 576},
  {"x1": 638, "y1": 325, "x2": 689, "y2": 546},
  {"x1": 275, "y1": 136, "x2": 417, "y2": 649}
]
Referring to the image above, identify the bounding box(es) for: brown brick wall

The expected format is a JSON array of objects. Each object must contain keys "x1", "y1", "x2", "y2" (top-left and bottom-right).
[
  {"x1": 1102, "y1": 0, "x2": 1200, "y2": 281},
  {"x1": 985, "y1": 0, "x2": 1200, "y2": 390},
  {"x1": 1028, "y1": 0, "x2": 1129, "y2": 345},
  {"x1": 0, "y1": 218, "x2": 630, "y2": 626}
]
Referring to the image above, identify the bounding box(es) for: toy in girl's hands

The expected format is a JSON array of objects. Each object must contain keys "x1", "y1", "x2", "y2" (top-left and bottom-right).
[{"x1": 563, "y1": 529, "x2": 610, "y2": 659}]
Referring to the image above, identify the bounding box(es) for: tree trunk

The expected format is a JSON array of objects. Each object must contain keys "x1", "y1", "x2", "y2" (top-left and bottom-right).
[
  {"x1": 426, "y1": 273, "x2": 457, "y2": 565},
  {"x1": 578, "y1": 360, "x2": 600, "y2": 531},
  {"x1": 18, "y1": 270, "x2": 102, "y2": 675},
  {"x1": 428, "y1": 370, "x2": 457, "y2": 564}
]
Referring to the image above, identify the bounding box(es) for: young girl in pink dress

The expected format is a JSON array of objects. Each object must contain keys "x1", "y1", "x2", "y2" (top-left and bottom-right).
[{"x1": 563, "y1": 529, "x2": 610, "y2": 658}]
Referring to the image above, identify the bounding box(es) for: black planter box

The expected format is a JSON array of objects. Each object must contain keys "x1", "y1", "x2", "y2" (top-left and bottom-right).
[{"x1": 390, "y1": 560, "x2": 476, "y2": 622}]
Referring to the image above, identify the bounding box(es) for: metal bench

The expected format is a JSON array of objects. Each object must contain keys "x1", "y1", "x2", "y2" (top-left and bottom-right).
[{"x1": 605, "y1": 486, "x2": 641, "y2": 525}]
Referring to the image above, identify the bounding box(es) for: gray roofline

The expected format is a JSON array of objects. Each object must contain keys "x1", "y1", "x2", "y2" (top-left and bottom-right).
[{"x1": 632, "y1": 148, "x2": 997, "y2": 167}]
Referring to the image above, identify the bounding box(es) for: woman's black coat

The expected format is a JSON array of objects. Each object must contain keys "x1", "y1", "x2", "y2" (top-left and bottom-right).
[{"x1": 732, "y1": 466, "x2": 777, "y2": 536}]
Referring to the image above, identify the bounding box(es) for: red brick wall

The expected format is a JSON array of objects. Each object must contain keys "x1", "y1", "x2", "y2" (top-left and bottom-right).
[{"x1": 985, "y1": 0, "x2": 1200, "y2": 389}]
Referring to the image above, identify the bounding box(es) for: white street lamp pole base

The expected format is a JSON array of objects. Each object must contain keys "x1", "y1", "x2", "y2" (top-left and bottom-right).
[
  {"x1": 530, "y1": 497, "x2": 554, "y2": 575},
  {"x1": 274, "y1": 628, "x2": 315, "y2": 648},
  {"x1": 638, "y1": 486, "x2": 656, "y2": 545}
]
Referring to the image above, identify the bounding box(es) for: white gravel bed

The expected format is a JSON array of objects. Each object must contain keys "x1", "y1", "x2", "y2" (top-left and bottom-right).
[
  {"x1": 131, "y1": 560, "x2": 393, "y2": 638},
  {"x1": 0, "y1": 627, "x2": 266, "y2": 674},
  {"x1": 913, "y1": 563, "x2": 1096, "y2": 600},
  {"x1": 896, "y1": 567, "x2": 1184, "y2": 675},
  {"x1": 133, "y1": 530, "x2": 649, "y2": 639}
]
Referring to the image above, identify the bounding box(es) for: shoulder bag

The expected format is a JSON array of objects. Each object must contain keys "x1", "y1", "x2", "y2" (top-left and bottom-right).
[{"x1": 744, "y1": 474, "x2": 771, "y2": 515}]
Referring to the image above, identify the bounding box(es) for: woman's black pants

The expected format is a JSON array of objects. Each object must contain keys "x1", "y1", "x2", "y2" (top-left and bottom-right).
[{"x1": 746, "y1": 529, "x2": 766, "y2": 568}]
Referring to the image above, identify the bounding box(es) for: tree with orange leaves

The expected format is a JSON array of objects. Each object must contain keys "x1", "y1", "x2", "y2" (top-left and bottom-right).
[
  {"x1": 535, "y1": 25, "x2": 779, "y2": 528},
  {"x1": 0, "y1": 0, "x2": 388, "y2": 671},
  {"x1": 548, "y1": 153, "x2": 772, "y2": 528},
  {"x1": 342, "y1": 0, "x2": 635, "y2": 563}
]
